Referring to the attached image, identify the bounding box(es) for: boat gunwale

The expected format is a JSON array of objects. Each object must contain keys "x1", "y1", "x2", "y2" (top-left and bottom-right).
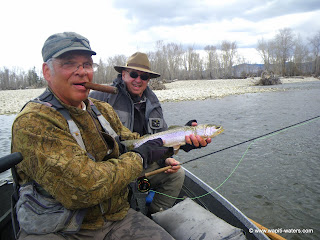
[{"x1": 181, "y1": 167, "x2": 270, "y2": 240}]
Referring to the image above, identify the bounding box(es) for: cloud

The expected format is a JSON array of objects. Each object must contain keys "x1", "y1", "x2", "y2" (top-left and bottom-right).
[
  {"x1": 1, "y1": 0, "x2": 320, "y2": 70},
  {"x1": 110, "y1": 0, "x2": 320, "y2": 52},
  {"x1": 113, "y1": 0, "x2": 320, "y2": 30},
  {"x1": 243, "y1": 0, "x2": 320, "y2": 21}
]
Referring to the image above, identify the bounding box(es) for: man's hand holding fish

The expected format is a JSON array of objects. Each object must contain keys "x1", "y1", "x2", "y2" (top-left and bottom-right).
[{"x1": 181, "y1": 120, "x2": 212, "y2": 152}]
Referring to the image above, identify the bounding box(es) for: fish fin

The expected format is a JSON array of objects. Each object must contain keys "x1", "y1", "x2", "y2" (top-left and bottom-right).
[
  {"x1": 173, "y1": 145, "x2": 181, "y2": 155},
  {"x1": 142, "y1": 134, "x2": 151, "y2": 138},
  {"x1": 167, "y1": 125, "x2": 181, "y2": 130}
]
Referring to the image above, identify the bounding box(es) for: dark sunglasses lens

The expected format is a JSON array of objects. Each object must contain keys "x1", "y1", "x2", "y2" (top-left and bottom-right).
[
  {"x1": 129, "y1": 71, "x2": 149, "y2": 80},
  {"x1": 129, "y1": 71, "x2": 139, "y2": 78},
  {"x1": 140, "y1": 74, "x2": 150, "y2": 81}
]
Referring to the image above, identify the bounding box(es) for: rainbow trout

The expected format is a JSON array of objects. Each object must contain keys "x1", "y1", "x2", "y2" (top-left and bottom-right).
[{"x1": 121, "y1": 124, "x2": 224, "y2": 151}]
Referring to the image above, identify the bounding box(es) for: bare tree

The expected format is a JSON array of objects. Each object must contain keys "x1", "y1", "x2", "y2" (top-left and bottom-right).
[
  {"x1": 26, "y1": 67, "x2": 40, "y2": 87},
  {"x1": 274, "y1": 28, "x2": 295, "y2": 76},
  {"x1": 182, "y1": 46, "x2": 193, "y2": 79},
  {"x1": 293, "y1": 34, "x2": 309, "y2": 75},
  {"x1": 193, "y1": 52, "x2": 204, "y2": 80},
  {"x1": 220, "y1": 41, "x2": 237, "y2": 78},
  {"x1": 93, "y1": 58, "x2": 108, "y2": 84},
  {"x1": 256, "y1": 38, "x2": 273, "y2": 71},
  {"x1": 150, "y1": 41, "x2": 184, "y2": 80},
  {"x1": 182, "y1": 46, "x2": 203, "y2": 80},
  {"x1": 0, "y1": 67, "x2": 10, "y2": 90},
  {"x1": 166, "y1": 42, "x2": 184, "y2": 80},
  {"x1": 204, "y1": 45, "x2": 220, "y2": 79},
  {"x1": 150, "y1": 40, "x2": 169, "y2": 79},
  {"x1": 308, "y1": 30, "x2": 320, "y2": 75},
  {"x1": 105, "y1": 55, "x2": 127, "y2": 83}
]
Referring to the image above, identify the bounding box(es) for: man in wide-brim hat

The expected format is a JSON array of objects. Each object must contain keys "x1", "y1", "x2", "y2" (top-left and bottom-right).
[
  {"x1": 113, "y1": 52, "x2": 160, "y2": 97},
  {"x1": 90, "y1": 52, "x2": 211, "y2": 215}
]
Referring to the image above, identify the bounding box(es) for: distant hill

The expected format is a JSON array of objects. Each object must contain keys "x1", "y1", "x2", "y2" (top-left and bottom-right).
[
  {"x1": 233, "y1": 63, "x2": 265, "y2": 77},
  {"x1": 233, "y1": 60, "x2": 317, "y2": 78}
]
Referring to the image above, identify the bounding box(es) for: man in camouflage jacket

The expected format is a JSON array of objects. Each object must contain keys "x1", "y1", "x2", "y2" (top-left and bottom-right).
[{"x1": 11, "y1": 32, "x2": 175, "y2": 240}]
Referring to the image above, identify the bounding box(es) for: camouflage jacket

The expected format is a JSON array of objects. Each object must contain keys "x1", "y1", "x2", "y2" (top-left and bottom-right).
[{"x1": 11, "y1": 95, "x2": 142, "y2": 230}]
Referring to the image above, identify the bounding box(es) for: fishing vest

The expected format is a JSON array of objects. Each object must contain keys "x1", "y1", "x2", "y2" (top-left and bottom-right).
[
  {"x1": 16, "y1": 88, "x2": 120, "y2": 235},
  {"x1": 33, "y1": 88, "x2": 118, "y2": 151}
]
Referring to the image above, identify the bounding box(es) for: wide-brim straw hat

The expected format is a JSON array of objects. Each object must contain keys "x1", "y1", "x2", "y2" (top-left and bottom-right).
[{"x1": 114, "y1": 52, "x2": 160, "y2": 79}]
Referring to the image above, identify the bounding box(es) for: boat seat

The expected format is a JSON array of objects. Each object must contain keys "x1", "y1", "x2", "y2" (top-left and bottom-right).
[{"x1": 152, "y1": 198, "x2": 247, "y2": 240}]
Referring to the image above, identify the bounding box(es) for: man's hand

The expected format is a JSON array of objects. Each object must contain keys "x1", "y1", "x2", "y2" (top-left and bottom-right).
[
  {"x1": 132, "y1": 138, "x2": 174, "y2": 168},
  {"x1": 164, "y1": 158, "x2": 181, "y2": 173},
  {"x1": 181, "y1": 120, "x2": 212, "y2": 152},
  {"x1": 185, "y1": 133, "x2": 211, "y2": 147}
]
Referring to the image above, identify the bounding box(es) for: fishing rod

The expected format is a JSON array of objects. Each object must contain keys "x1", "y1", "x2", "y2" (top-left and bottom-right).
[
  {"x1": 137, "y1": 115, "x2": 320, "y2": 192},
  {"x1": 182, "y1": 114, "x2": 320, "y2": 165}
]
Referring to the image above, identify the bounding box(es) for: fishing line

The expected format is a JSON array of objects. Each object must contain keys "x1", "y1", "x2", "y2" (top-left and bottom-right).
[{"x1": 149, "y1": 115, "x2": 320, "y2": 200}]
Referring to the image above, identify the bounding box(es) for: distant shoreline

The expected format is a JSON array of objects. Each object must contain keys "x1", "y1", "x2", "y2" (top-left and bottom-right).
[{"x1": 0, "y1": 77, "x2": 318, "y2": 115}]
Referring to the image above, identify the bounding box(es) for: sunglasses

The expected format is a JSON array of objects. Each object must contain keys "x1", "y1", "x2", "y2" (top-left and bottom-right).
[{"x1": 126, "y1": 70, "x2": 150, "y2": 81}]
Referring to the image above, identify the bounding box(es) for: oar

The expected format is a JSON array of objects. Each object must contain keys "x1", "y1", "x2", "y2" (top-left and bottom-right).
[
  {"x1": 0, "y1": 152, "x2": 23, "y2": 173},
  {"x1": 250, "y1": 218, "x2": 286, "y2": 240}
]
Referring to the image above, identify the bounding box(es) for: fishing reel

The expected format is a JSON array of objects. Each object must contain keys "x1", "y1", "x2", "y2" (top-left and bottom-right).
[
  {"x1": 137, "y1": 176, "x2": 151, "y2": 193},
  {"x1": 136, "y1": 165, "x2": 174, "y2": 192}
]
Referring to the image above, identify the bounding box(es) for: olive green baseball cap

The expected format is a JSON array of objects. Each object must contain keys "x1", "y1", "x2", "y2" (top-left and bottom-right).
[{"x1": 42, "y1": 32, "x2": 96, "y2": 62}]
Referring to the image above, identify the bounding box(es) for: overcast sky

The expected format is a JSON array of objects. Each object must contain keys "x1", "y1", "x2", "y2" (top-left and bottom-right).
[{"x1": 1, "y1": 0, "x2": 320, "y2": 71}]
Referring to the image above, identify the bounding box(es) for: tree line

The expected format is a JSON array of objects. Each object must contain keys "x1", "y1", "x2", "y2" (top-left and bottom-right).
[
  {"x1": 256, "y1": 28, "x2": 320, "y2": 76},
  {"x1": 1, "y1": 28, "x2": 320, "y2": 90},
  {"x1": 0, "y1": 67, "x2": 45, "y2": 90}
]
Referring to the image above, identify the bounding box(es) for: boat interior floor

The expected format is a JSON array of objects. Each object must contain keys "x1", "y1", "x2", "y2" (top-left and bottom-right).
[{"x1": 128, "y1": 184, "x2": 248, "y2": 240}]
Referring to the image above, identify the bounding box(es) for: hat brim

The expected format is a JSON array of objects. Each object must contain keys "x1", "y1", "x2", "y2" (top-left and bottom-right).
[
  {"x1": 52, "y1": 46, "x2": 96, "y2": 59},
  {"x1": 114, "y1": 66, "x2": 160, "y2": 79}
]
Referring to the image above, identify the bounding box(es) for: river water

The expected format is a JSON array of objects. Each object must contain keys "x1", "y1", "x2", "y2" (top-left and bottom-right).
[{"x1": 1, "y1": 81, "x2": 319, "y2": 239}]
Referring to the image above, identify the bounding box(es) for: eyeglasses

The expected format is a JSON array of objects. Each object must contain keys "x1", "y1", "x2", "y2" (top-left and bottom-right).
[
  {"x1": 125, "y1": 70, "x2": 150, "y2": 81},
  {"x1": 60, "y1": 61, "x2": 99, "y2": 73}
]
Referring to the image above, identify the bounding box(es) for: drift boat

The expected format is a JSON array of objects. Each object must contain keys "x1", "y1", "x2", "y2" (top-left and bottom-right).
[{"x1": 0, "y1": 153, "x2": 273, "y2": 240}]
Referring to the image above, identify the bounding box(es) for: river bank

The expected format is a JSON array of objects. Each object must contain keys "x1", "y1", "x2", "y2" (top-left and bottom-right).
[{"x1": 0, "y1": 77, "x2": 318, "y2": 114}]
